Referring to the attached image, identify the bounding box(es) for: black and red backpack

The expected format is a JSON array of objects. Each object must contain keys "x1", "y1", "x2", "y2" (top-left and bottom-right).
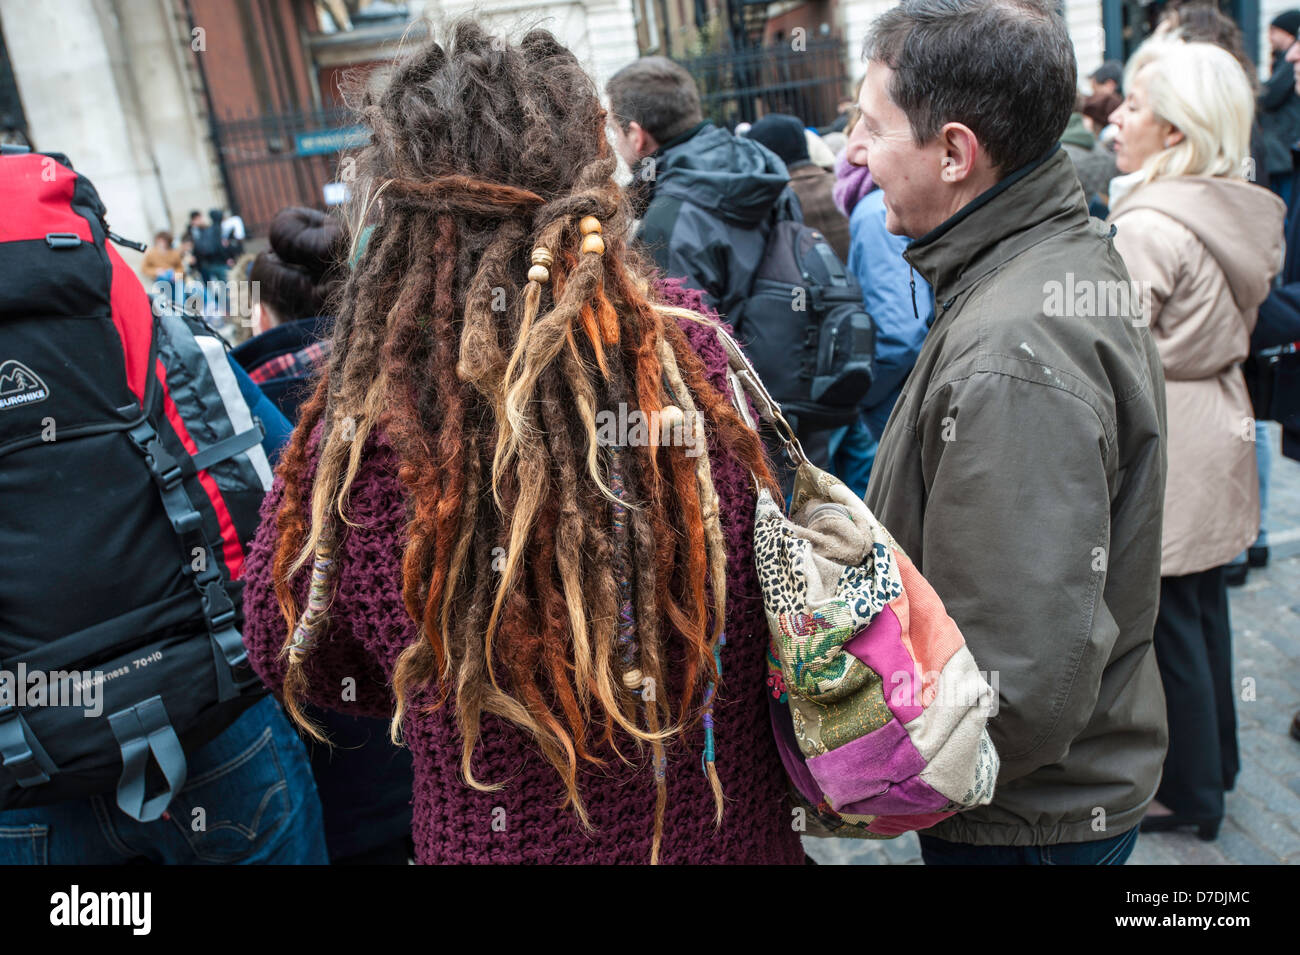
[{"x1": 0, "y1": 147, "x2": 270, "y2": 821}]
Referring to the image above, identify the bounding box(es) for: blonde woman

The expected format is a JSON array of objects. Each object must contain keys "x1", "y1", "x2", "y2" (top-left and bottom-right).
[{"x1": 1108, "y1": 38, "x2": 1285, "y2": 840}]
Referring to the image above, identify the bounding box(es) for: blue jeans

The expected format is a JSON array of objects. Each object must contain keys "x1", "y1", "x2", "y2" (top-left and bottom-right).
[
  {"x1": 918, "y1": 824, "x2": 1140, "y2": 865},
  {"x1": 0, "y1": 697, "x2": 328, "y2": 864}
]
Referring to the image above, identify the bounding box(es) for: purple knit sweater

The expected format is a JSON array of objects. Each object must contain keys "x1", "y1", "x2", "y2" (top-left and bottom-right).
[{"x1": 240, "y1": 281, "x2": 806, "y2": 864}]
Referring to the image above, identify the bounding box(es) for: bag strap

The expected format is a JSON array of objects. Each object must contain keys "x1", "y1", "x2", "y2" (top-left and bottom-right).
[
  {"x1": 189, "y1": 424, "x2": 264, "y2": 474},
  {"x1": 713, "y1": 323, "x2": 809, "y2": 471},
  {"x1": 107, "y1": 695, "x2": 187, "y2": 823}
]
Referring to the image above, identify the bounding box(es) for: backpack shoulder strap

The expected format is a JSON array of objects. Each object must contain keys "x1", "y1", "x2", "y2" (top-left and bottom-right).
[{"x1": 731, "y1": 186, "x2": 804, "y2": 335}]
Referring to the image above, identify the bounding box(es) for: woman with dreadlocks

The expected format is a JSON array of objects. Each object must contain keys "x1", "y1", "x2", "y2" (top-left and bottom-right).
[{"x1": 240, "y1": 20, "x2": 806, "y2": 864}]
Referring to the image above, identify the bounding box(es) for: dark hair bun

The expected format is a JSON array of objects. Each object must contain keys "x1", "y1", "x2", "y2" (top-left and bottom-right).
[{"x1": 250, "y1": 206, "x2": 346, "y2": 322}]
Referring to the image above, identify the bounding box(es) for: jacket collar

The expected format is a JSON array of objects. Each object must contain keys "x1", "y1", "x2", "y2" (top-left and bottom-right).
[
  {"x1": 904, "y1": 146, "x2": 1086, "y2": 304},
  {"x1": 231, "y1": 314, "x2": 334, "y2": 368},
  {"x1": 653, "y1": 120, "x2": 711, "y2": 158}
]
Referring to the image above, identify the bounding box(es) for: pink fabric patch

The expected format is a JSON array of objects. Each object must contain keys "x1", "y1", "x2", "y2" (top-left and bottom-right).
[
  {"x1": 865, "y1": 811, "x2": 956, "y2": 836},
  {"x1": 844, "y1": 602, "x2": 924, "y2": 723},
  {"x1": 806, "y1": 717, "x2": 948, "y2": 814},
  {"x1": 837, "y1": 773, "x2": 951, "y2": 815}
]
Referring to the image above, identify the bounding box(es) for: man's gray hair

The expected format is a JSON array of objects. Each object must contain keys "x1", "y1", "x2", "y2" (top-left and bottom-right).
[{"x1": 864, "y1": 0, "x2": 1077, "y2": 174}]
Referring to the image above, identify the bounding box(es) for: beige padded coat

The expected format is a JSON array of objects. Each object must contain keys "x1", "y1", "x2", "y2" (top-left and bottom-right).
[{"x1": 1109, "y1": 176, "x2": 1285, "y2": 577}]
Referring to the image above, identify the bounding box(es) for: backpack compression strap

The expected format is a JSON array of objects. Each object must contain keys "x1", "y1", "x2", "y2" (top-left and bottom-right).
[
  {"x1": 107, "y1": 695, "x2": 187, "y2": 823},
  {"x1": 126, "y1": 418, "x2": 254, "y2": 704}
]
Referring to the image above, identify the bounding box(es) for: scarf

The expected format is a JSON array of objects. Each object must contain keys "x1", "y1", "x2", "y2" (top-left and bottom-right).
[{"x1": 832, "y1": 148, "x2": 875, "y2": 218}]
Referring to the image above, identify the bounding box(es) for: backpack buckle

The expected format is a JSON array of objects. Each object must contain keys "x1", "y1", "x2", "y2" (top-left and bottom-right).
[
  {"x1": 128, "y1": 422, "x2": 184, "y2": 492},
  {"x1": 200, "y1": 579, "x2": 237, "y2": 631},
  {"x1": 144, "y1": 440, "x2": 184, "y2": 492},
  {"x1": 0, "y1": 705, "x2": 58, "y2": 788}
]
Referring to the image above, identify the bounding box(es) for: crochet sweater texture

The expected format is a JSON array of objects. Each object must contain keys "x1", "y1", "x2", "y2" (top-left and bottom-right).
[{"x1": 240, "y1": 281, "x2": 806, "y2": 864}]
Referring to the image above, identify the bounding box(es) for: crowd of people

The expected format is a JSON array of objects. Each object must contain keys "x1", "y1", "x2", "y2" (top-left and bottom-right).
[
  {"x1": 140, "y1": 208, "x2": 247, "y2": 334},
  {"x1": 2, "y1": 0, "x2": 1298, "y2": 866}
]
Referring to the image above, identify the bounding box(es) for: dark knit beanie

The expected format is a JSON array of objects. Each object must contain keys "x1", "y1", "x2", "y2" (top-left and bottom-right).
[
  {"x1": 746, "y1": 114, "x2": 810, "y2": 167},
  {"x1": 1273, "y1": 10, "x2": 1300, "y2": 40}
]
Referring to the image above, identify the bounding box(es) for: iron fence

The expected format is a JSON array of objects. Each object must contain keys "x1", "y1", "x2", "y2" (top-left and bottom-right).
[
  {"x1": 211, "y1": 108, "x2": 359, "y2": 237},
  {"x1": 676, "y1": 36, "x2": 849, "y2": 131},
  {"x1": 211, "y1": 38, "x2": 850, "y2": 234}
]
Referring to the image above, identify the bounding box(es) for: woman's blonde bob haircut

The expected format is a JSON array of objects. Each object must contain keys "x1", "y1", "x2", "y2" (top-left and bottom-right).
[{"x1": 1124, "y1": 36, "x2": 1254, "y2": 183}]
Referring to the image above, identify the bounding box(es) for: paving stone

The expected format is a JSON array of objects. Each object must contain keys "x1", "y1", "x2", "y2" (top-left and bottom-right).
[
  {"x1": 1213, "y1": 820, "x2": 1282, "y2": 865},
  {"x1": 1142, "y1": 832, "x2": 1232, "y2": 866},
  {"x1": 1226, "y1": 791, "x2": 1300, "y2": 860},
  {"x1": 1128, "y1": 833, "x2": 1184, "y2": 866},
  {"x1": 1287, "y1": 775, "x2": 1300, "y2": 801},
  {"x1": 878, "y1": 831, "x2": 922, "y2": 865}
]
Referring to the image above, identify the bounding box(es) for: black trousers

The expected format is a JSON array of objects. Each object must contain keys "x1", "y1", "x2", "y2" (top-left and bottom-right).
[{"x1": 1152, "y1": 566, "x2": 1240, "y2": 820}]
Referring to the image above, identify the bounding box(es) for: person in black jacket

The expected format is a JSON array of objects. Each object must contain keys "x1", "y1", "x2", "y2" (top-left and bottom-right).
[
  {"x1": 746, "y1": 113, "x2": 852, "y2": 261},
  {"x1": 1259, "y1": 11, "x2": 1300, "y2": 205},
  {"x1": 606, "y1": 56, "x2": 799, "y2": 325},
  {"x1": 1251, "y1": 44, "x2": 1300, "y2": 743},
  {"x1": 1255, "y1": 226, "x2": 1300, "y2": 745},
  {"x1": 193, "y1": 207, "x2": 231, "y2": 284}
]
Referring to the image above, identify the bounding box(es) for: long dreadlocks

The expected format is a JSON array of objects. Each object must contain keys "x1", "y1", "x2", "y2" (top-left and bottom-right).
[{"x1": 270, "y1": 20, "x2": 776, "y2": 860}]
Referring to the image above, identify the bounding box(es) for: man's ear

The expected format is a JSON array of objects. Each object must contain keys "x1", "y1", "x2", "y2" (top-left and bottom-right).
[
  {"x1": 630, "y1": 121, "x2": 659, "y2": 159},
  {"x1": 938, "y1": 121, "x2": 982, "y2": 182}
]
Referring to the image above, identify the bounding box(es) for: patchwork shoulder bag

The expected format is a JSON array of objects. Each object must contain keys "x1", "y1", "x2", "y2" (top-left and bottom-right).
[{"x1": 715, "y1": 325, "x2": 999, "y2": 839}]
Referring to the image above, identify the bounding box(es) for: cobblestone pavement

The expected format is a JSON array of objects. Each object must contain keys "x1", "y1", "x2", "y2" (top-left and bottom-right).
[{"x1": 805, "y1": 423, "x2": 1300, "y2": 865}]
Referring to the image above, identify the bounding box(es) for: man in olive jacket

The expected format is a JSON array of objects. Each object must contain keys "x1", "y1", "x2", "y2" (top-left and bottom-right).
[{"x1": 851, "y1": 0, "x2": 1168, "y2": 863}]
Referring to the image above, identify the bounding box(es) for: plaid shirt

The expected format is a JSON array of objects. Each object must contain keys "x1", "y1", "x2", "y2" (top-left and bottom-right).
[{"x1": 247, "y1": 339, "x2": 332, "y2": 385}]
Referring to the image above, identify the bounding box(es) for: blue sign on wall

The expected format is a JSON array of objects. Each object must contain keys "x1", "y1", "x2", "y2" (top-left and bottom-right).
[{"x1": 295, "y1": 125, "x2": 369, "y2": 156}]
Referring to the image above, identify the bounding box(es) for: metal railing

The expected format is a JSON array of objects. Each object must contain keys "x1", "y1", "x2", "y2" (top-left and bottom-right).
[
  {"x1": 211, "y1": 37, "x2": 850, "y2": 234},
  {"x1": 676, "y1": 36, "x2": 849, "y2": 130},
  {"x1": 211, "y1": 108, "x2": 358, "y2": 237}
]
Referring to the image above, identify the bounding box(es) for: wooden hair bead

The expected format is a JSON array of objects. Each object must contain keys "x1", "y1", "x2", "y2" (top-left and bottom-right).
[
  {"x1": 581, "y1": 233, "x2": 605, "y2": 255},
  {"x1": 579, "y1": 215, "x2": 602, "y2": 236},
  {"x1": 527, "y1": 263, "x2": 550, "y2": 284},
  {"x1": 623, "y1": 668, "x2": 644, "y2": 690},
  {"x1": 530, "y1": 247, "x2": 553, "y2": 268},
  {"x1": 659, "y1": 405, "x2": 685, "y2": 431}
]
